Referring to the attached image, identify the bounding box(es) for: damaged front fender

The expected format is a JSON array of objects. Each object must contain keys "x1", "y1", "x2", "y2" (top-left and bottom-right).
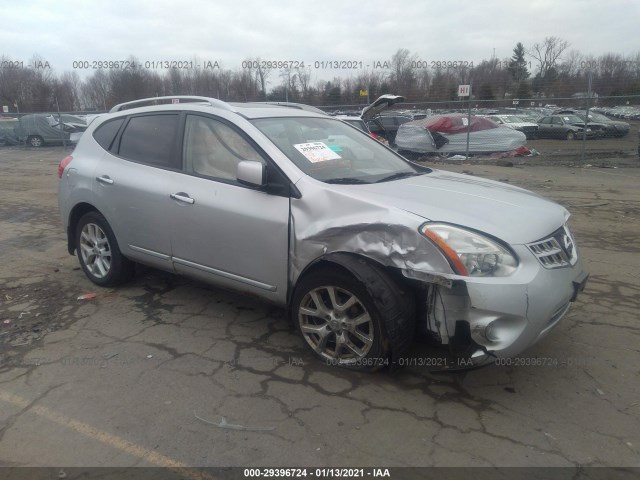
[{"x1": 289, "y1": 183, "x2": 455, "y2": 288}]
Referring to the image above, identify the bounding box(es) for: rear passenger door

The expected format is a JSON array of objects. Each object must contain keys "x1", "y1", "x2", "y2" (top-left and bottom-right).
[
  {"x1": 93, "y1": 113, "x2": 180, "y2": 271},
  {"x1": 168, "y1": 113, "x2": 290, "y2": 303}
]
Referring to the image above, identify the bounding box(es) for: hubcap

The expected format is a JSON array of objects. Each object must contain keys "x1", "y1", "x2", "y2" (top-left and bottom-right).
[
  {"x1": 298, "y1": 286, "x2": 374, "y2": 363},
  {"x1": 79, "y1": 223, "x2": 111, "y2": 279}
]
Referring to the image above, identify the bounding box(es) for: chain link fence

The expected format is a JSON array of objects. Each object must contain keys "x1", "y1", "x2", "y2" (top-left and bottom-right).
[{"x1": 1, "y1": 96, "x2": 638, "y2": 164}]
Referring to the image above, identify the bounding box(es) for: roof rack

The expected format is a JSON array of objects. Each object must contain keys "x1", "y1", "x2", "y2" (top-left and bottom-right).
[
  {"x1": 109, "y1": 96, "x2": 234, "y2": 113},
  {"x1": 245, "y1": 102, "x2": 327, "y2": 115}
]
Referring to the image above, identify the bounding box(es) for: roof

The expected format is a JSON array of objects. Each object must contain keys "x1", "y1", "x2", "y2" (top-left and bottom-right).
[{"x1": 108, "y1": 96, "x2": 329, "y2": 120}]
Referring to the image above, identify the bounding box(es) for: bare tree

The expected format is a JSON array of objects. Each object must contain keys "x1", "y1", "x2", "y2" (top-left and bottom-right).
[
  {"x1": 81, "y1": 70, "x2": 110, "y2": 110},
  {"x1": 233, "y1": 61, "x2": 260, "y2": 101},
  {"x1": 389, "y1": 48, "x2": 417, "y2": 97},
  {"x1": 296, "y1": 66, "x2": 313, "y2": 103},
  {"x1": 528, "y1": 36, "x2": 571, "y2": 79},
  {"x1": 559, "y1": 49, "x2": 583, "y2": 77},
  {"x1": 254, "y1": 58, "x2": 272, "y2": 100}
]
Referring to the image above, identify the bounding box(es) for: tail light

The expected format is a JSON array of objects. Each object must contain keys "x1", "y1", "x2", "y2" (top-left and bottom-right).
[{"x1": 58, "y1": 155, "x2": 73, "y2": 178}]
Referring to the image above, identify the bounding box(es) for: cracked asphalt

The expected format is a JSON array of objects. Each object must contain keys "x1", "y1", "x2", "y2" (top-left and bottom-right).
[{"x1": 0, "y1": 146, "x2": 638, "y2": 468}]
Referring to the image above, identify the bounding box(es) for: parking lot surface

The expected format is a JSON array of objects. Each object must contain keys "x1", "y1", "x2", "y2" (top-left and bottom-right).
[{"x1": 0, "y1": 146, "x2": 639, "y2": 468}]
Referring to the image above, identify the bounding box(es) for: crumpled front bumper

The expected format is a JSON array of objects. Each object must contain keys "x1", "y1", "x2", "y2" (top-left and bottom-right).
[{"x1": 422, "y1": 244, "x2": 589, "y2": 365}]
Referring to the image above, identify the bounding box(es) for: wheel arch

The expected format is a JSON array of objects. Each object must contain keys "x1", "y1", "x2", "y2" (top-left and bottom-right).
[
  {"x1": 290, "y1": 252, "x2": 409, "y2": 301},
  {"x1": 66, "y1": 202, "x2": 102, "y2": 255}
]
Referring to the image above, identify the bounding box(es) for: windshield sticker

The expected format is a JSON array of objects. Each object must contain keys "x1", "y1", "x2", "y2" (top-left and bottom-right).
[
  {"x1": 461, "y1": 117, "x2": 469, "y2": 126},
  {"x1": 563, "y1": 117, "x2": 570, "y2": 121},
  {"x1": 294, "y1": 142, "x2": 342, "y2": 163}
]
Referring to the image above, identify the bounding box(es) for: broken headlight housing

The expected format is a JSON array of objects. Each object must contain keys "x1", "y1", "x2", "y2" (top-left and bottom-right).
[{"x1": 421, "y1": 223, "x2": 518, "y2": 277}]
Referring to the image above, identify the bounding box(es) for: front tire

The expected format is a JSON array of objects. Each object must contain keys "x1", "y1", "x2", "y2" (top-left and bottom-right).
[
  {"x1": 292, "y1": 264, "x2": 414, "y2": 371},
  {"x1": 75, "y1": 211, "x2": 135, "y2": 287},
  {"x1": 566, "y1": 131, "x2": 576, "y2": 141}
]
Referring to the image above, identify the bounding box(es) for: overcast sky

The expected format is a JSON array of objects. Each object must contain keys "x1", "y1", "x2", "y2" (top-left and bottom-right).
[{"x1": 2, "y1": 0, "x2": 639, "y2": 84}]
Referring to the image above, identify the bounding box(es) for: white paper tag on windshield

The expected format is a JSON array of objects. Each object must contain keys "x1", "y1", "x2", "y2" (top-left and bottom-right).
[
  {"x1": 294, "y1": 142, "x2": 342, "y2": 163},
  {"x1": 461, "y1": 117, "x2": 469, "y2": 126}
]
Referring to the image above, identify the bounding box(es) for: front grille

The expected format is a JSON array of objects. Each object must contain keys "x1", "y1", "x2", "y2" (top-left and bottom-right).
[{"x1": 527, "y1": 225, "x2": 578, "y2": 269}]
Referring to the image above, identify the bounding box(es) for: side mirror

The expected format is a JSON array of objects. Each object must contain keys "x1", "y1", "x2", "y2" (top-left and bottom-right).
[{"x1": 237, "y1": 161, "x2": 266, "y2": 187}]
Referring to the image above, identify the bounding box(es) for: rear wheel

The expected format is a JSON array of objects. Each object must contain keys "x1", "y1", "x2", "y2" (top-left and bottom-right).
[
  {"x1": 75, "y1": 211, "x2": 135, "y2": 287},
  {"x1": 27, "y1": 135, "x2": 43, "y2": 147}
]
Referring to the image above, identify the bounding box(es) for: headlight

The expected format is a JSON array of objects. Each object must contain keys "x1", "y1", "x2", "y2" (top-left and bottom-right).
[{"x1": 420, "y1": 223, "x2": 518, "y2": 277}]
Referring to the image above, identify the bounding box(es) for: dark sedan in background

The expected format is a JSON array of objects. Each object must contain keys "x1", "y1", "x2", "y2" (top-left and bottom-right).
[
  {"x1": 536, "y1": 114, "x2": 601, "y2": 140},
  {"x1": 575, "y1": 111, "x2": 630, "y2": 137}
]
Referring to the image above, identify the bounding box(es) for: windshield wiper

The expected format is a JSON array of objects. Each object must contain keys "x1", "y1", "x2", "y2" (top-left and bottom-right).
[
  {"x1": 375, "y1": 171, "x2": 423, "y2": 183},
  {"x1": 325, "y1": 177, "x2": 370, "y2": 184}
]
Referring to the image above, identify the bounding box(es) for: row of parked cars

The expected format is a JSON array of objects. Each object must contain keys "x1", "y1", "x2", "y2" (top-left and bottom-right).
[
  {"x1": 592, "y1": 105, "x2": 640, "y2": 121},
  {"x1": 331, "y1": 104, "x2": 633, "y2": 153}
]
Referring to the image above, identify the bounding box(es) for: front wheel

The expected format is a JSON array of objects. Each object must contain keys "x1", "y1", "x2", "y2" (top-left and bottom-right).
[
  {"x1": 566, "y1": 131, "x2": 576, "y2": 141},
  {"x1": 292, "y1": 264, "x2": 414, "y2": 371},
  {"x1": 75, "y1": 211, "x2": 135, "y2": 287}
]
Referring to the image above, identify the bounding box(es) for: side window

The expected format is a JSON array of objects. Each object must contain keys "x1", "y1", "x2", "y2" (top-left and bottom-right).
[
  {"x1": 551, "y1": 117, "x2": 563, "y2": 125},
  {"x1": 380, "y1": 117, "x2": 395, "y2": 128},
  {"x1": 183, "y1": 115, "x2": 265, "y2": 181},
  {"x1": 539, "y1": 117, "x2": 551, "y2": 124},
  {"x1": 118, "y1": 114, "x2": 178, "y2": 167},
  {"x1": 93, "y1": 118, "x2": 125, "y2": 151}
]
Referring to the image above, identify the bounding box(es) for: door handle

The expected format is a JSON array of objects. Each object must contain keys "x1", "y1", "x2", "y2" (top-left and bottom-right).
[
  {"x1": 170, "y1": 192, "x2": 195, "y2": 204},
  {"x1": 96, "y1": 175, "x2": 114, "y2": 185}
]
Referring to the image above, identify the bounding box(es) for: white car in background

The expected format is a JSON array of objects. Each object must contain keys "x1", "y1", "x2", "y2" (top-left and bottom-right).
[{"x1": 485, "y1": 114, "x2": 539, "y2": 139}]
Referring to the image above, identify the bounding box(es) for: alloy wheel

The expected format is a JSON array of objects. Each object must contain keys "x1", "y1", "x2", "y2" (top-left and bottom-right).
[
  {"x1": 79, "y1": 222, "x2": 112, "y2": 279},
  {"x1": 298, "y1": 286, "x2": 374, "y2": 363}
]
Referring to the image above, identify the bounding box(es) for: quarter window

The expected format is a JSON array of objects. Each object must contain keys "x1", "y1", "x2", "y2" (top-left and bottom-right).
[
  {"x1": 93, "y1": 118, "x2": 125, "y2": 151},
  {"x1": 183, "y1": 115, "x2": 264, "y2": 181},
  {"x1": 118, "y1": 114, "x2": 178, "y2": 167}
]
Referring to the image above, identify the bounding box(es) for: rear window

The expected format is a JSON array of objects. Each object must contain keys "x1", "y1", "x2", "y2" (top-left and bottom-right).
[
  {"x1": 93, "y1": 118, "x2": 125, "y2": 151},
  {"x1": 118, "y1": 114, "x2": 178, "y2": 167}
]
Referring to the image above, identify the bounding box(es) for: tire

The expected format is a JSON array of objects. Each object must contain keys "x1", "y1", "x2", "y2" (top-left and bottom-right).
[
  {"x1": 27, "y1": 135, "x2": 44, "y2": 147},
  {"x1": 75, "y1": 211, "x2": 135, "y2": 287},
  {"x1": 566, "y1": 131, "x2": 575, "y2": 141},
  {"x1": 292, "y1": 263, "x2": 414, "y2": 371}
]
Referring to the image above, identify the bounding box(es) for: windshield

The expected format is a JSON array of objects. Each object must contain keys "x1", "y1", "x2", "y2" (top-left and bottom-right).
[
  {"x1": 502, "y1": 116, "x2": 526, "y2": 124},
  {"x1": 564, "y1": 115, "x2": 586, "y2": 124},
  {"x1": 252, "y1": 117, "x2": 426, "y2": 183},
  {"x1": 587, "y1": 112, "x2": 609, "y2": 122}
]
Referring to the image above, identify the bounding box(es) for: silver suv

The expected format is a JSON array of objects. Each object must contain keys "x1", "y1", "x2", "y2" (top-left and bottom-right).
[{"x1": 58, "y1": 96, "x2": 589, "y2": 370}]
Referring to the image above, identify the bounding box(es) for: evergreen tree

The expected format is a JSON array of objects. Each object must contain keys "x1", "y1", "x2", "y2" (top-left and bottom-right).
[{"x1": 509, "y1": 43, "x2": 530, "y2": 83}]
